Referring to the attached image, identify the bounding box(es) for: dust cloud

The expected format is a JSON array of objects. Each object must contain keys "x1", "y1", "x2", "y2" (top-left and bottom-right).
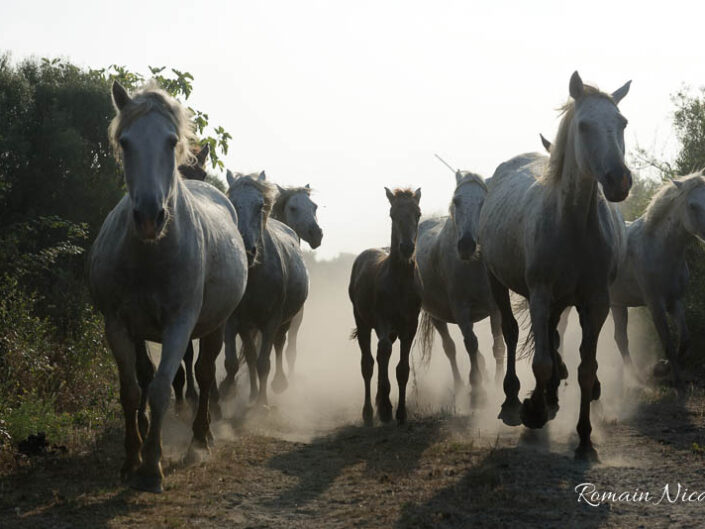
[{"x1": 155, "y1": 252, "x2": 663, "y2": 462}]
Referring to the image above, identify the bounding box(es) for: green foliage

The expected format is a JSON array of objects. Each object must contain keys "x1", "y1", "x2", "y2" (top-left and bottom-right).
[{"x1": 673, "y1": 87, "x2": 705, "y2": 175}]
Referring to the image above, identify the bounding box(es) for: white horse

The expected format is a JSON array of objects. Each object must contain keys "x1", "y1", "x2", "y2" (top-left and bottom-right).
[
  {"x1": 478, "y1": 71, "x2": 631, "y2": 460},
  {"x1": 89, "y1": 82, "x2": 248, "y2": 492},
  {"x1": 415, "y1": 171, "x2": 504, "y2": 407},
  {"x1": 609, "y1": 172, "x2": 705, "y2": 390}
]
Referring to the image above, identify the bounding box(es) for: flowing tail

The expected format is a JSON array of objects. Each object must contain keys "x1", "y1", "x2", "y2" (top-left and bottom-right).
[
  {"x1": 350, "y1": 327, "x2": 359, "y2": 340},
  {"x1": 512, "y1": 296, "x2": 535, "y2": 360},
  {"x1": 418, "y1": 310, "x2": 435, "y2": 366}
]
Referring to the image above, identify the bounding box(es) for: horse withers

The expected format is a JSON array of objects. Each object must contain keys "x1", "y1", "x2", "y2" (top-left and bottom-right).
[
  {"x1": 89, "y1": 82, "x2": 248, "y2": 492},
  {"x1": 349, "y1": 187, "x2": 422, "y2": 426}
]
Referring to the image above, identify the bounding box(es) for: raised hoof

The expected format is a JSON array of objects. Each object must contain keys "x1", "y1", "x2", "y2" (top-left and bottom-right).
[
  {"x1": 592, "y1": 379, "x2": 602, "y2": 401},
  {"x1": 574, "y1": 444, "x2": 599, "y2": 463},
  {"x1": 377, "y1": 401, "x2": 393, "y2": 423},
  {"x1": 362, "y1": 405, "x2": 374, "y2": 426},
  {"x1": 558, "y1": 361, "x2": 569, "y2": 381},
  {"x1": 271, "y1": 373, "x2": 289, "y2": 394},
  {"x1": 520, "y1": 397, "x2": 548, "y2": 429},
  {"x1": 128, "y1": 472, "x2": 163, "y2": 494},
  {"x1": 498, "y1": 399, "x2": 522, "y2": 426},
  {"x1": 396, "y1": 407, "x2": 407, "y2": 426},
  {"x1": 470, "y1": 387, "x2": 487, "y2": 410}
]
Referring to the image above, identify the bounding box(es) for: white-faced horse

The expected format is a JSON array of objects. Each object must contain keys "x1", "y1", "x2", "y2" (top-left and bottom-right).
[
  {"x1": 89, "y1": 82, "x2": 248, "y2": 492},
  {"x1": 478, "y1": 72, "x2": 631, "y2": 460}
]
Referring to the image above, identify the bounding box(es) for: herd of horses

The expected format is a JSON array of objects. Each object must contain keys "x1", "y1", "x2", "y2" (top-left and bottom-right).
[{"x1": 87, "y1": 71, "x2": 705, "y2": 493}]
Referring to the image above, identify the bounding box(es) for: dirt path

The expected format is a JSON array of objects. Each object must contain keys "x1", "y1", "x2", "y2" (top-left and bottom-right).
[{"x1": 2, "y1": 382, "x2": 705, "y2": 529}]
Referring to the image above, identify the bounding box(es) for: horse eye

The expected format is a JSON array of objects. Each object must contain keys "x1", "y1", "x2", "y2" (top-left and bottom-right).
[
  {"x1": 452, "y1": 197, "x2": 460, "y2": 206},
  {"x1": 289, "y1": 206, "x2": 298, "y2": 213},
  {"x1": 167, "y1": 135, "x2": 178, "y2": 149},
  {"x1": 119, "y1": 137, "x2": 129, "y2": 150}
]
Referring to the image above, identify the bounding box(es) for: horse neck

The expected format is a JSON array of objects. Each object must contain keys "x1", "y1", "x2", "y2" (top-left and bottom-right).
[
  {"x1": 555, "y1": 135, "x2": 599, "y2": 228},
  {"x1": 645, "y1": 206, "x2": 690, "y2": 259}
]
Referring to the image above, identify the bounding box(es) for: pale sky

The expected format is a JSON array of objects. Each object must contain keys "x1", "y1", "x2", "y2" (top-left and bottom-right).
[{"x1": 3, "y1": 1, "x2": 704, "y2": 258}]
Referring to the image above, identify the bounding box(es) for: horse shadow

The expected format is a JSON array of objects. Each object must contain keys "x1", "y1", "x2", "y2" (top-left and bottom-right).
[
  {"x1": 261, "y1": 415, "x2": 447, "y2": 509},
  {"x1": 394, "y1": 439, "x2": 609, "y2": 529}
]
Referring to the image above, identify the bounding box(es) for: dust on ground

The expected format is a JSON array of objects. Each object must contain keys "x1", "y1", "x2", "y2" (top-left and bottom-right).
[{"x1": 2, "y1": 255, "x2": 705, "y2": 528}]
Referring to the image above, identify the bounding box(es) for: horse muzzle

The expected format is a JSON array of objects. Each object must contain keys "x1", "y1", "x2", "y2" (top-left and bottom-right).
[
  {"x1": 457, "y1": 235, "x2": 477, "y2": 261},
  {"x1": 399, "y1": 241, "x2": 415, "y2": 259},
  {"x1": 133, "y1": 205, "x2": 167, "y2": 240},
  {"x1": 601, "y1": 166, "x2": 632, "y2": 203},
  {"x1": 306, "y1": 226, "x2": 323, "y2": 249}
]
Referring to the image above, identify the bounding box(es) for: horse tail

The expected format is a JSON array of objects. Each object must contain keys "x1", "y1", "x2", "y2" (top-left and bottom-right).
[
  {"x1": 418, "y1": 310, "x2": 435, "y2": 366},
  {"x1": 350, "y1": 327, "x2": 359, "y2": 340},
  {"x1": 512, "y1": 296, "x2": 535, "y2": 360}
]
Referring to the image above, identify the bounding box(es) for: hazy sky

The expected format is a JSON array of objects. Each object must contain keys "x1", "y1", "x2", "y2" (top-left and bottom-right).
[{"x1": 3, "y1": 1, "x2": 704, "y2": 258}]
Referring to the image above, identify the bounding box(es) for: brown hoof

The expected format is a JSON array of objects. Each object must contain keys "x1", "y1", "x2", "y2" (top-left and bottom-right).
[
  {"x1": 271, "y1": 373, "x2": 289, "y2": 394},
  {"x1": 520, "y1": 397, "x2": 548, "y2": 429},
  {"x1": 128, "y1": 472, "x2": 163, "y2": 494},
  {"x1": 498, "y1": 398, "x2": 522, "y2": 426}
]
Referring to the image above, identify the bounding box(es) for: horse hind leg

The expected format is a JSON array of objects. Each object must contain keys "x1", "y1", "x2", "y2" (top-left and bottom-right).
[
  {"x1": 545, "y1": 307, "x2": 566, "y2": 420},
  {"x1": 183, "y1": 341, "x2": 199, "y2": 410},
  {"x1": 286, "y1": 309, "x2": 304, "y2": 379},
  {"x1": 396, "y1": 328, "x2": 416, "y2": 425},
  {"x1": 242, "y1": 330, "x2": 259, "y2": 402},
  {"x1": 218, "y1": 315, "x2": 239, "y2": 399},
  {"x1": 490, "y1": 310, "x2": 506, "y2": 387},
  {"x1": 354, "y1": 322, "x2": 374, "y2": 426},
  {"x1": 649, "y1": 298, "x2": 684, "y2": 395},
  {"x1": 431, "y1": 318, "x2": 463, "y2": 390},
  {"x1": 488, "y1": 273, "x2": 521, "y2": 426},
  {"x1": 457, "y1": 318, "x2": 486, "y2": 409},
  {"x1": 271, "y1": 324, "x2": 290, "y2": 394}
]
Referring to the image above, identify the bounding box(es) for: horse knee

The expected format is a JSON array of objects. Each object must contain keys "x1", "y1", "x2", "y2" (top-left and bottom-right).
[
  {"x1": 577, "y1": 359, "x2": 597, "y2": 388},
  {"x1": 361, "y1": 354, "x2": 374, "y2": 379}
]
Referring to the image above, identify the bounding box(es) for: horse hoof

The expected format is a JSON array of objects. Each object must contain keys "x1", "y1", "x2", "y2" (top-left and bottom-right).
[
  {"x1": 574, "y1": 444, "x2": 599, "y2": 463},
  {"x1": 470, "y1": 388, "x2": 487, "y2": 410},
  {"x1": 184, "y1": 440, "x2": 211, "y2": 465},
  {"x1": 128, "y1": 472, "x2": 163, "y2": 494},
  {"x1": 498, "y1": 399, "x2": 522, "y2": 426},
  {"x1": 546, "y1": 401, "x2": 559, "y2": 421},
  {"x1": 271, "y1": 374, "x2": 289, "y2": 394},
  {"x1": 218, "y1": 378, "x2": 236, "y2": 400},
  {"x1": 559, "y1": 361, "x2": 569, "y2": 381},
  {"x1": 377, "y1": 402, "x2": 393, "y2": 423},
  {"x1": 520, "y1": 398, "x2": 548, "y2": 429}
]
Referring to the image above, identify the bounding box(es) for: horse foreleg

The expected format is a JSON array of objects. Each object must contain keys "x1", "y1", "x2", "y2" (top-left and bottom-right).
[
  {"x1": 545, "y1": 307, "x2": 567, "y2": 418},
  {"x1": 489, "y1": 310, "x2": 505, "y2": 388},
  {"x1": 673, "y1": 300, "x2": 690, "y2": 363},
  {"x1": 218, "y1": 314, "x2": 239, "y2": 398},
  {"x1": 396, "y1": 328, "x2": 416, "y2": 425},
  {"x1": 242, "y1": 330, "x2": 259, "y2": 402},
  {"x1": 458, "y1": 318, "x2": 486, "y2": 409},
  {"x1": 189, "y1": 327, "x2": 224, "y2": 457},
  {"x1": 431, "y1": 318, "x2": 463, "y2": 390},
  {"x1": 648, "y1": 297, "x2": 684, "y2": 394},
  {"x1": 256, "y1": 325, "x2": 277, "y2": 407},
  {"x1": 271, "y1": 324, "x2": 290, "y2": 394},
  {"x1": 611, "y1": 304, "x2": 641, "y2": 387},
  {"x1": 574, "y1": 298, "x2": 608, "y2": 461},
  {"x1": 135, "y1": 341, "x2": 155, "y2": 437},
  {"x1": 520, "y1": 287, "x2": 552, "y2": 430},
  {"x1": 105, "y1": 320, "x2": 142, "y2": 482},
  {"x1": 489, "y1": 273, "x2": 520, "y2": 426},
  {"x1": 132, "y1": 320, "x2": 194, "y2": 493},
  {"x1": 286, "y1": 308, "x2": 304, "y2": 378},
  {"x1": 375, "y1": 330, "x2": 394, "y2": 423}
]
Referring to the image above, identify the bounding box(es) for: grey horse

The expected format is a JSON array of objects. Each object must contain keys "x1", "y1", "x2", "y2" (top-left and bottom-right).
[
  {"x1": 89, "y1": 82, "x2": 248, "y2": 492},
  {"x1": 478, "y1": 71, "x2": 632, "y2": 461},
  {"x1": 415, "y1": 171, "x2": 504, "y2": 407},
  {"x1": 219, "y1": 171, "x2": 309, "y2": 405},
  {"x1": 270, "y1": 183, "x2": 323, "y2": 379},
  {"x1": 609, "y1": 172, "x2": 705, "y2": 391}
]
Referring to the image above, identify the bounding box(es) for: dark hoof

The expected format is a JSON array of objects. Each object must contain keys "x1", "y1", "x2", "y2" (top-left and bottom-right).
[
  {"x1": 546, "y1": 400, "x2": 559, "y2": 421},
  {"x1": 271, "y1": 373, "x2": 289, "y2": 394},
  {"x1": 128, "y1": 472, "x2": 163, "y2": 493},
  {"x1": 498, "y1": 399, "x2": 522, "y2": 426},
  {"x1": 520, "y1": 397, "x2": 548, "y2": 429},
  {"x1": 470, "y1": 387, "x2": 487, "y2": 410},
  {"x1": 396, "y1": 407, "x2": 407, "y2": 426},
  {"x1": 377, "y1": 401, "x2": 393, "y2": 423},
  {"x1": 184, "y1": 440, "x2": 211, "y2": 465},
  {"x1": 363, "y1": 404, "x2": 374, "y2": 426},
  {"x1": 592, "y1": 379, "x2": 601, "y2": 401},
  {"x1": 574, "y1": 444, "x2": 599, "y2": 463},
  {"x1": 558, "y1": 361, "x2": 568, "y2": 381}
]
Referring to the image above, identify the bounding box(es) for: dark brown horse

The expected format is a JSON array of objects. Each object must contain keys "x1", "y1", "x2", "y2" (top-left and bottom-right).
[{"x1": 348, "y1": 187, "x2": 422, "y2": 426}]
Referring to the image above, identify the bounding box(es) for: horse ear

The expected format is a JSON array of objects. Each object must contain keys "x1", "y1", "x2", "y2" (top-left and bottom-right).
[
  {"x1": 196, "y1": 143, "x2": 210, "y2": 168},
  {"x1": 569, "y1": 71, "x2": 584, "y2": 100},
  {"x1": 305, "y1": 183, "x2": 311, "y2": 189},
  {"x1": 455, "y1": 171, "x2": 463, "y2": 185},
  {"x1": 540, "y1": 133, "x2": 552, "y2": 153},
  {"x1": 413, "y1": 188, "x2": 422, "y2": 203},
  {"x1": 385, "y1": 187, "x2": 395, "y2": 203},
  {"x1": 672, "y1": 179, "x2": 683, "y2": 189},
  {"x1": 226, "y1": 169, "x2": 236, "y2": 187},
  {"x1": 611, "y1": 80, "x2": 632, "y2": 105},
  {"x1": 112, "y1": 81, "x2": 131, "y2": 111},
  {"x1": 276, "y1": 184, "x2": 285, "y2": 194},
  {"x1": 258, "y1": 171, "x2": 267, "y2": 181}
]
